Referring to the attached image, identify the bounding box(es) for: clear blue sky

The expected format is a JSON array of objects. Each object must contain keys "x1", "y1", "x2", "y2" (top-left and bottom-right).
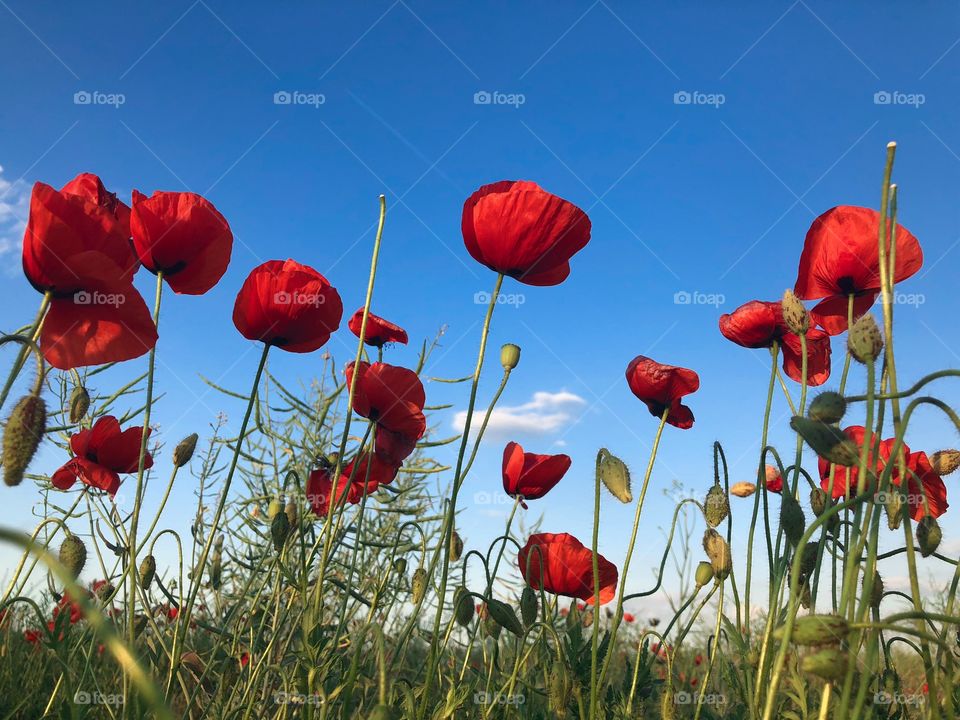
[{"x1": 2, "y1": 1, "x2": 959, "y2": 617}]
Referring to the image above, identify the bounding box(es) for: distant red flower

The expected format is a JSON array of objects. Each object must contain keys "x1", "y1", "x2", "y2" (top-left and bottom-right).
[
  {"x1": 623, "y1": 612, "x2": 635, "y2": 623},
  {"x1": 764, "y1": 465, "x2": 783, "y2": 494},
  {"x1": 518, "y1": 532, "x2": 618, "y2": 605},
  {"x1": 24, "y1": 629, "x2": 42, "y2": 644},
  {"x1": 625, "y1": 356, "x2": 700, "y2": 429},
  {"x1": 345, "y1": 362, "x2": 426, "y2": 452},
  {"x1": 51, "y1": 416, "x2": 152, "y2": 496},
  {"x1": 52, "y1": 593, "x2": 84, "y2": 625},
  {"x1": 719, "y1": 300, "x2": 832, "y2": 386},
  {"x1": 462, "y1": 180, "x2": 591, "y2": 286},
  {"x1": 794, "y1": 206, "x2": 922, "y2": 335},
  {"x1": 232, "y1": 259, "x2": 343, "y2": 353},
  {"x1": 347, "y1": 308, "x2": 408, "y2": 347},
  {"x1": 131, "y1": 190, "x2": 233, "y2": 294},
  {"x1": 239, "y1": 652, "x2": 250, "y2": 668},
  {"x1": 694, "y1": 653, "x2": 704, "y2": 666},
  {"x1": 690, "y1": 677, "x2": 699, "y2": 687},
  {"x1": 501, "y1": 441, "x2": 571, "y2": 508},
  {"x1": 650, "y1": 642, "x2": 671, "y2": 660},
  {"x1": 158, "y1": 604, "x2": 179, "y2": 621}
]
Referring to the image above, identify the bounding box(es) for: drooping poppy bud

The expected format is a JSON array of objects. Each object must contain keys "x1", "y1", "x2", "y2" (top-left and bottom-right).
[
  {"x1": 3, "y1": 394, "x2": 46, "y2": 487},
  {"x1": 704, "y1": 485, "x2": 729, "y2": 527},
  {"x1": 790, "y1": 417, "x2": 860, "y2": 466},
  {"x1": 730, "y1": 482, "x2": 756, "y2": 498},
  {"x1": 173, "y1": 433, "x2": 198, "y2": 468},
  {"x1": 864, "y1": 570, "x2": 883, "y2": 610},
  {"x1": 68, "y1": 386, "x2": 90, "y2": 424},
  {"x1": 702, "y1": 530, "x2": 731, "y2": 580},
  {"x1": 500, "y1": 343, "x2": 521, "y2": 371},
  {"x1": 847, "y1": 314, "x2": 883, "y2": 364},
  {"x1": 271, "y1": 511, "x2": 290, "y2": 553},
  {"x1": 597, "y1": 448, "x2": 632, "y2": 503},
  {"x1": 917, "y1": 516, "x2": 941, "y2": 557},
  {"x1": 520, "y1": 586, "x2": 538, "y2": 627},
  {"x1": 781, "y1": 289, "x2": 809, "y2": 335},
  {"x1": 449, "y1": 530, "x2": 463, "y2": 562},
  {"x1": 810, "y1": 487, "x2": 828, "y2": 517},
  {"x1": 885, "y1": 490, "x2": 904, "y2": 530},
  {"x1": 393, "y1": 558, "x2": 407, "y2": 575},
  {"x1": 411, "y1": 568, "x2": 427, "y2": 604},
  {"x1": 267, "y1": 498, "x2": 283, "y2": 520},
  {"x1": 775, "y1": 614, "x2": 848, "y2": 646},
  {"x1": 548, "y1": 659, "x2": 570, "y2": 714},
  {"x1": 780, "y1": 494, "x2": 806, "y2": 546},
  {"x1": 808, "y1": 391, "x2": 846, "y2": 424},
  {"x1": 210, "y1": 549, "x2": 222, "y2": 589},
  {"x1": 59, "y1": 534, "x2": 86, "y2": 579},
  {"x1": 930, "y1": 450, "x2": 960, "y2": 476},
  {"x1": 485, "y1": 597, "x2": 524, "y2": 637},
  {"x1": 694, "y1": 561, "x2": 715, "y2": 588},
  {"x1": 453, "y1": 586, "x2": 474, "y2": 627},
  {"x1": 284, "y1": 500, "x2": 298, "y2": 530},
  {"x1": 799, "y1": 542, "x2": 819, "y2": 577},
  {"x1": 139, "y1": 554, "x2": 156, "y2": 590},
  {"x1": 801, "y1": 647, "x2": 848, "y2": 681}
]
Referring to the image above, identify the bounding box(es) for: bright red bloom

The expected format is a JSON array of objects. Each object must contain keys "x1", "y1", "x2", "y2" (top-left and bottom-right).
[
  {"x1": 24, "y1": 629, "x2": 42, "y2": 644},
  {"x1": 374, "y1": 428, "x2": 420, "y2": 466},
  {"x1": 501, "y1": 441, "x2": 571, "y2": 508},
  {"x1": 518, "y1": 532, "x2": 618, "y2": 605},
  {"x1": 794, "y1": 206, "x2": 922, "y2": 334},
  {"x1": 51, "y1": 416, "x2": 152, "y2": 496},
  {"x1": 306, "y1": 466, "x2": 361, "y2": 515},
  {"x1": 52, "y1": 594, "x2": 84, "y2": 625},
  {"x1": 239, "y1": 652, "x2": 250, "y2": 668},
  {"x1": 690, "y1": 677, "x2": 699, "y2": 687},
  {"x1": 818, "y1": 426, "x2": 880, "y2": 499},
  {"x1": 625, "y1": 356, "x2": 700, "y2": 429},
  {"x1": 462, "y1": 180, "x2": 591, "y2": 286},
  {"x1": 346, "y1": 362, "x2": 426, "y2": 441},
  {"x1": 232, "y1": 259, "x2": 343, "y2": 353},
  {"x1": 623, "y1": 612, "x2": 635, "y2": 623},
  {"x1": 347, "y1": 308, "x2": 408, "y2": 347},
  {"x1": 894, "y1": 450, "x2": 948, "y2": 521},
  {"x1": 131, "y1": 190, "x2": 233, "y2": 294},
  {"x1": 764, "y1": 465, "x2": 783, "y2": 494},
  {"x1": 719, "y1": 300, "x2": 832, "y2": 386}
]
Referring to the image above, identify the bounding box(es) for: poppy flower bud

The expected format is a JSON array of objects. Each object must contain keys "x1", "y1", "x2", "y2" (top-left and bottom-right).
[
  {"x1": 173, "y1": 433, "x2": 198, "y2": 468},
  {"x1": 884, "y1": 490, "x2": 904, "y2": 530},
  {"x1": 93, "y1": 581, "x2": 114, "y2": 601},
  {"x1": 847, "y1": 314, "x2": 883, "y2": 364},
  {"x1": 548, "y1": 659, "x2": 570, "y2": 714},
  {"x1": 799, "y1": 542, "x2": 819, "y2": 577},
  {"x1": 704, "y1": 485, "x2": 729, "y2": 527},
  {"x1": 781, "y1": 289, "x2": 810, "y2": 335},
  {"x1": 864, "y1": 570, "x2": 883, "y2": 610},
  {"x1": 597, "y1": 448, "x2": 632, "y2": 503},
  {"x1": 810, "y1": 487, "x2": 828, "y2": 517},
  {"x1": 774, "y1": 614, "x2": 848, "y2": 646},
  {"x1": 730, "y1": 481, "x2": 756, "y2": 498},
  {"x1": 484, "y1": 614, "x2": 502, "y2": 640},
  {"x1": 453, "y1": 586, "x2": 474, "y2": 627},
  {"x1": 59, "y1": 534, "x2": 86, "y2": 579},
  {"x1": 801, "y1": 647, "x2": 848, "y2": 682},
  {"x1": 2, "y1": 394, "x2": 46, "y2": 486},
  {"x1": 695, "y1": 561, "x2": 715, "y2": 588},
  {"x1": 210, "y1": 550, "x2": 222, "y2": 589},
  {"x1": 267, "y1": 497, "x2": 283, "y2": 520},
  {"x1": 702, "y1": 529, "x2": 731, "y2": 580},
  {"x1": 790, "y1": 417, "x2": 860, "y2": 466},
  {"x1": 139, "y1": 554, "x2": 157, "y2": 590},
  {"x1": 581, "y1": 608, "x2": 594, "y2": 628},
  {"x1": 449, "y1": 530, "x2": 463, "y2": 562},
  {"x1": 808, "y1": 391, "x2": 846, "y2": 424},
  {"x1": 284, "y1": 500, "x2": 298, "y2": 530},
  {"x1": 746, "y1": 649, "x2": 760, "y2": 667},
  {"x1": 500, "y1": 343, "x2": 521, "y2": 371},
  {"x1": 660, "y1": 689, "x2": 677, "y2": 720},
  {"x1": 393, "y1": 558, "x2": 407, "y2": 574},
  {"x1": 271, "y1": 510, "x2": 290, "y2": 553},
  {"x1": 485, "y1": 597, "x2": 524, "y2": 637},
  {"x1": 930, "y1": 450, "x2": 960, "y2": 476},
  {"x1": 68, "y1": 386, "x2": 90, "y2": 424},
  {"x1": 520, "y1": 585, "x2": 538, "y2": 627},
  {"x1": 917, "y1": 516, "x2": 942, "y2": 557},
  {"x1": 780, "y1": 494, "x2": 806, "y2": 546},
  {"x1": 411, "y1": 567, "x2": 427, "y2": 604}
]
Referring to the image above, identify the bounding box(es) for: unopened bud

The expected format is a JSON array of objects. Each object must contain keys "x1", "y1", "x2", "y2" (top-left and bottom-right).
[
  {"x1": 520, "y1": 586, "x2": 538, "y2": 627},
  {"x1": 864, "y1": 570, "x2": 883, "y2": 610},
  {"x1": 660, "y1": 688, "x2": 677, "y2": 720},
  {"x1": 704, "y1": 485, "x2": 729, "y2": 527},
  {"x1": 284, "y1": 500, "x2": 298, "y2": 530},
  {"x1": 411, "y1": 567, "x2": 427, "y2": 604},
  {"x1": 597, "y1": 448, "x2": 632, "y2": 503},
  {"x1": 847, "y1": 314, "x2": 883, "y2": 364},
  {"x1": 271, "y1": 510, "x2": 290, "y2": 553},
  {"x1": 485, "y1": 597, "x2": 524, "y2": 637},
  {"x1": 702, "y1": 529, "x2": 731, "y2": 580},
  {"x1": 730, "y1": 481, "x2": 756, "y2": 498},
  {"x1": 267, "y1": 497, "x2": 283, "y2": 520},
  {"x1": 799, "y1": 542, "x2": 819, "y2": 577},
  {"x1": 3, "y1": 394, "x2": 46, "y2": 486},
  {"x1": 780, "y1": 494, "x2": 806, "y2": 547},
  {"x1": 808, "y1": 391, "x2": 846, "y2": 424},
  {"x1": 393, "y1": 557, "x2": 407, "y2": 575},
  {"x1": 775, "y1": 614, "x2": 848, "y2": 646},
  {"x1": 59, "y1": 534, "x2": 87, "y2": 579},
  {"x1": 68, "y1": 386, "x2": 90, "y2": 424},
  {"x1": 884, "y1": 490, "x2": 904, "y2": 530},
  {"x1": 930, "y1": 450, "x2": 960, "y2": 476},
  {"x1": 781, "y1": 289, "x2": 810, "y2": 335},
  {"x1": 139, "y1": 554, "x2": 157, "y2": 590},
  {"x1": 173, "y1": 433, "x2": 198, "y2": 467},
  {"x1": 695, "y1": 561, "x2": 715, "y2": 587},
  {"x1": 449, "y1": 530, "x2": 463, "y2": 562},
  {"x1": 790, "y1": 417, "x2": 860, "y2": 466},
  {"x1": 801, "y1": 647, "x2": 849, "y2": 681},
  {"x1": 810, "y1": 487, "x2": 828, "y2": 517},
  {"x1": 548, "y1": 659, "x2": 570, "y2": 714},
  {"x1": 500, "y1": 343, "x2": 521, "y2": 371},
  {"x1": 917, "y1": 516, "x2": 942, "y2": 557},
  {"x1": 454, "y1": 586, "x2": 474, "y2": 626}
]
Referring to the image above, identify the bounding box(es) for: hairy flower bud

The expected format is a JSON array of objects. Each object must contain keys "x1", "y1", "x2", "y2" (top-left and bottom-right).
[
  {"x1": 411, "y1": 567, "x2": 427, "y2": 604},
  {"x1": 799, "y1": 542, "x2": 819, "y2": 577},
  {"x1": 695, "y1": 560, "x2": 715, "y2": 588},
  {"x1": 864, "y1": 570, "x2": 884, "y2": 610},
  {"x1": 68, "y1": 386, "x2": 90, "y2": 424},
  {"x1": 3, "y1": 394, "x2": 46, "y2": 487},
  {"x1": 454, "y1": 586, "x2": 474, "y2": 627},
  {"x1": 210, "y1": 549, "x2": 222, "y2": 589},
  {"x1": 790, "y1": 417, "x2": 860, "y2": 466},
  {"x1": 548, "y1": 659, "x2": 570, "y2": 714},
  {"x1": 808, "y1": 391, "x2": 846, "y2": 424},
  {"x1": 520, "y1": 586, "x2": 538, "y2": 627},
  {"x1": 780, "y1": 494, "x2": 806, "y2": 546},
  {"x1": 704, "y1": 485, "x2": 730, "y2": 527},
  {"x1": 703, "y1": 529, "x2": 731, "y2": 580},
  {"x1": 917, "y1": 516, "x2": 942, "y2": 557},
  {"x1": 930, "y1": 450, "x2": 960, "y2": 476},
  {"x1": 597, "y1": 448, "x2": 632, "y2": 503},
  {"x1": 173, "y1": 433, "x2": 198, "y2": 467},
  {"x1": 486, "y1": 597, "x2": 524, "y2": 637},
  {"x1": 809, "y1": 487, "x2": 828, "y2": 517},
  {"x1": 449, "y1": 530, "x2": 463, "y2": 562},
  {"x1": 781, "y1": 289, "x2": 810, "y2": 335},
  {"x1": 730, "y1": 481, "x2": 756, "y2": 498},
  {"x1": 775, "y1": 614, "x2": 849, "y2": 646},
  {"x1": 847, "y1": 314, "x2": 883, "y2": 364},
  {"x1": 801, "y1": 647, "x2": 849, "y2": 681},
  {"x1": 500, "y1": 343, "x2": 521, "y2": 371},
  {"x1": 271, "y1": 510, "x2": 290, "y2": 553},
  {"x1": 267, "y1": 497, "x2": 283, "y2": 520},
  {"x1": 59, "y1": 534, "x2": 86, "y2": 579},
  {"x1": 284, "y1": 500, "x2": 298, "y2": 530},
  {"x1": 393, "y1": 557, "x2": 407, "y2": 575},
  {"x1": 139, "y1": 554, "x2": 157, "y2": 590},
  {"x1": 884, "y1": 490, "x2": 904, "y2": 530}
]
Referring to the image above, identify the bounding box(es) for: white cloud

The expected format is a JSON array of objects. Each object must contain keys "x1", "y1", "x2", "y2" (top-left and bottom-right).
[
  {"x1": 453, "y1": 390, "x2": 587, "y2": 438},
  {"x1": 0, "y1": 165, "x2": 30, "y2": 265}
]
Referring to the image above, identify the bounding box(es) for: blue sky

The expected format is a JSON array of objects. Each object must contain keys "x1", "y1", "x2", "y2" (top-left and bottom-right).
[{"x1": 2, "y1": 1, "x2": 960, "y2": 618}]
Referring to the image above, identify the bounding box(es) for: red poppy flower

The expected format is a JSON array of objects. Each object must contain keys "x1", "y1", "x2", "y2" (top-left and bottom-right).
[
  {"x1": 518, "y1": 532, "x2": 618, "y2": 605},
  {"x1": 501, "y1": 441, "x2": 571, "y2": 508},
  {"x1": 694, "y1": 654, "x2": 704, "y2": 666},
  {"x1": 24, "y1": 629, "x2": 42, "y2": 644},
  {"x1": 131, "y1": 190, "x2": 233, "y2": 295},
  {"x1": 764, "y1": 465, "x2": 783, "y2": 494},
  {"x1": 818, "y1": 426, "x2": 879, "y2": 499},
  {"x1": 52, "y1": 593, "x2": 84, "y2": 625},
  {"x1": 345, "y1": 362, "x2": 426, "y2": 440},
  {"x1": 344, "y1": 451, "x2": 400, "y2": 491},
  {"x1": 794, "y1": 206, "x2": 923, "y2": 335},
  {"x1": 690, "y1": 677, "x2": 699, "y2": 687},
  {"x1": 306, "y1": 466, "x2": 364, "y2": 515},
  {"x1": 894, "y1": 450, "x2": 948, "y2": 521},
  {"x1": 374, "y1": 428, "x2": 420, "y2": 466},
  {"x1": 461, "y1": 180, "x2": 591, "y2": 286},
  {"x1": 232, "y1": 259, "x2": 343, "y2": 353},
  {"x1": 347, "y1": 308, "x2": 408, "y2": 347},
  {"x1": 51, "y1": 416, "x2": 152, "y2": 496},
  {"x1": 239, "y1": 652, "x2": 250, "y2": 668},
  {"x1": 719, "y1": 300, "x2": 832, "y2": 386},
  {"x1": 623, "y1": 612, "x2": 635, "y2": 623},
  {"x1": 625, "y1": 356, "x2": 700, "y2": 429}
]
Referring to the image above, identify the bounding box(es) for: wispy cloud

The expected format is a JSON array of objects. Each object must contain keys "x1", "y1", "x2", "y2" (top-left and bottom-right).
[
  {"x1": 0, "y1": 165, "x2": 30, "y2": 266},
  {"x1": 453, "y1": 390, "x2": 586, "y2": 438}
]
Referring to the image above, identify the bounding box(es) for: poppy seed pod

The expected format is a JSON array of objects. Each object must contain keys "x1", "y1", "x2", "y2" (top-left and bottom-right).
[
  {"x1": 485, "y1": 597, "x2": 524, "y2": 637},
  {"x1": 3, "y1": 394, "x2": 46, "y2": 487},
  {"x1": 139, "y1": 554, "x2": 157, "y2": 590},
  {"x1": 808, "y1": 391, "x2": 846, "y2": 424},
  {"x1": 173, "y1": 433, "x2": 198, "y2": 468},
  {"x1": 453, "y1": 586, "x2": 474, "y2": 627},
  {"x1": 801, "y1": 647, "x2": 849, "y2": 682},
  {"x1": 271, "y1": 510, "x2": 290, "y2": 553},
  {"x1": 704, "y1": 485, "x2": 730, "y2": 527},
  {"x1": 59, "y1": 534, "x2": 86, "y2": 579},
  {"x1": 68, "y1": 386, "x2": 90, "y2": 424},
  {"x1": 548, "y1": 659, "x2": 570, "y2": 714},
  {"x1": 930, "y1": 450, "x2": 960, "y2": 476},
  {"x1": 781, "y1": 289, "x2": 810, "y2": 335},
  {"x1": 774, "y1": 614, "x2": 848, "y2": 646},
  {"x1": 730, "y1": 481, "x2": 756, "y2": 498},
  {"x1": 449, "y1": 530, "x2": 463, "y2": 562},
  {"x1": 864, "y1": 570, "x2": 883, "y2": 610},
  {"x1": 810, "y1": 487, "x2": 828, "y2": 517},
  {"x1": 520, "y1": 586, "x2": 538, "y2": 627},
  {"x1": 847, "y1": 314, "x2": 883, "y2": 364},
  {"x1": 597, "y1": 448, "x2": 632, "y2": 503},
  {"x1": 790, "y1": 417, "x2": 860, "y2": 466},
  {"x1": 695, "y1": 561, "x2": 715, "y2": 588},
  {"x1": 702, "y1": 529, "x2": 731, "y2": 580},
  {"x1": 411, "y1": 568, "x2": 427, "y2": 604},
  {"x1": 500, "y1": 343, "x2": 521, "y2": 371},
  {"x1": 780, "y1": 494, "x2": 806, "y2": 546},
  {"x1": 917, "y1": 516, "x2": 942, "y2": 557}
]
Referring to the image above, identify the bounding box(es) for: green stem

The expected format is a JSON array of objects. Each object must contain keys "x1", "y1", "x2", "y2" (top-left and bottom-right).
[{"x1": 0, "y1": 291, "x2": 50, "y2": 412}]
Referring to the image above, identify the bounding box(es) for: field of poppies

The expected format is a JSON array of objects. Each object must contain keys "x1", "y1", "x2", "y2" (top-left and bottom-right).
[{"x1": 0, "y1": 143, "x2": 956, "y2": 719}]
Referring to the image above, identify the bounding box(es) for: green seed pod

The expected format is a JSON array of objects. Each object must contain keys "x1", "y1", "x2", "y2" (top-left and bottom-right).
[
  {"x1": 703, "y1": 529, "x2": 732, "y2": 580},
  {"x1": 448, "y1": 530, "x2": 463, "y2": 562},
  {"x1": 780, "y1": 494, "x2": 806, "y2": 547},
  {"x1": 809, "y1": 487, "x2": 828, "y2": 517},
  {"x1": 411, "y1": 567, "x2": 427, "y2": 604},
  {"x1": 931, "y1": 449, "x2": 960, "y2": 476},
  {"x1": 271, "y1": 510, "x2": 290, "y2": 553},
  {"x1": 660, "y1": 688, "x2": 676, "y2": 720},
  {"x1": 847, "y1": 314, "x2": 883, "y2": 364},
  {"x1": 68, "y1": 386, "x2": 90, "y2": 424},
  {"x1": 485, "y1": 597, "x2": 524, "y2": 637},
  {"x1": 520, "y1": 585, "x2": 538, "y2": 627},
  {"x1": 790, "y1": 417, "x2": 860, "y2": 466},
  {"x1": 393, "y1": 557, "x2": 407, "y2": 575},
  {"x1": 173, "y1": 433, "x2": 198, "y2": 467},
  {"x1": 799, "y1": 542, "x2": 819, "y2": 577},
  {"x1": 695, "y1": 560, "x2": 715, "y2": 588},
  {"x1": 3, "y1": 394, "x2": 46, "y2": 487},
  {"x1": 59, "y1": 534, "x2": 86, "y2": 579},
  {"x1": 453, "y1": 586, "x2": 474, "y2": 627},
  {"x1": 801, "y1": 647, "x2": 849, "y2": 681},
  {"x1": 781, "y1": 289, "x2": 810, "y2": 335},
  {"x1": 597, "y1": 448, "x2": 632, "y2": 503},
  {"x1": 267, "y1": 497, "x2": 283, "y2": 520},
  {"x1": 139, "y1": 554, "x2": 157, "y2": 590},
  {"x1": 774, "y1": 614, "x2": 849, "y2": 646},
  {"x1": 704, "y1": 485, "x2": 729, "y2": 527},
  {"x1": 500, "y1": 343, "x2": 521, "y2": 371},
  {"x1": 917, "y1": 516, "x2": 942, "y2": 557},
  {"x1": 548, "y1": 659, "x2": 570, "y2": 714},
  {"x1": 807, "y1": 391, "x2": 846, "y2": 424},
  {"x1": 864, "y1": 570, "x2": 883, "y2": 610}
]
